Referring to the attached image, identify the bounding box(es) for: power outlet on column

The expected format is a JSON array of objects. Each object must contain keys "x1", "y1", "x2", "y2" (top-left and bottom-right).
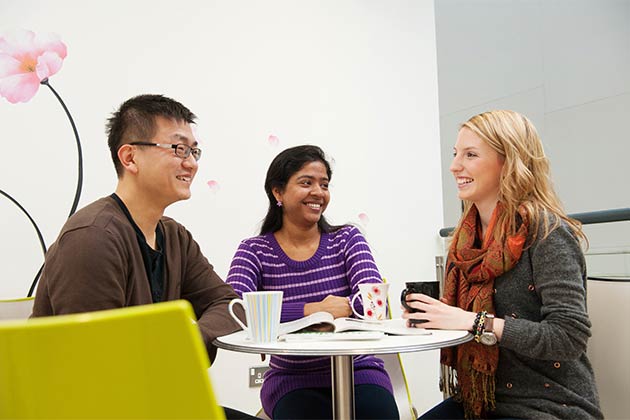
[{"x1": 249, "y1": 366, "x2": 270, "y2": 388}]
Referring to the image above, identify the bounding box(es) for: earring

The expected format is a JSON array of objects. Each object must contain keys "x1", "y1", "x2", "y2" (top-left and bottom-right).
[{"x1": 276, "y1": 201, "x2": 283, "y2": 207}]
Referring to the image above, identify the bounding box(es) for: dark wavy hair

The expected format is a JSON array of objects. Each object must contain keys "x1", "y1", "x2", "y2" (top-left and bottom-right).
[
  {"x1": 260, "y1": 145, "x2": 343, "y2": 235},
  {"x1": 106, "y1": 94, "x2": 196, "y2": 177}
]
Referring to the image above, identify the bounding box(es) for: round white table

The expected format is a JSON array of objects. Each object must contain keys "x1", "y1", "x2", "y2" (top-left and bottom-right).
[{"x1": 214, "y1": 329, "x2": 472, "y2": 419}]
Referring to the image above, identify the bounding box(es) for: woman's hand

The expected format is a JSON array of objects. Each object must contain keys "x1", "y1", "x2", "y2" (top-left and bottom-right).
[
  {"x1": 401, "y1": 293, "x2": 476, "y2": 331},
  {"x1": 304, "y1": 295, "x2": 352, "y2": 318}
]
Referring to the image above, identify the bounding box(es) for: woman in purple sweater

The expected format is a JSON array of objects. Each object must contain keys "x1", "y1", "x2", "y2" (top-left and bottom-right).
[{"x1": 226, "y1": 145, "x2": 398, "y2": 419}]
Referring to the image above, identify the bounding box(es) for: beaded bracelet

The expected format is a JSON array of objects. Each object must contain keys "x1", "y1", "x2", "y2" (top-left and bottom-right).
[
  {"x1": 473, "y1": 311, "x2": 487, "y2": 343},
  {"x1": 472, "y1": 311, "x2": 482, "y2": 334}
]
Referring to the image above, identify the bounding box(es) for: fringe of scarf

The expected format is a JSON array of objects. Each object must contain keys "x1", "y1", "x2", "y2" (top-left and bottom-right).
[{"x1": 440, "y1": 364, "x2": 496, "y2": 419}]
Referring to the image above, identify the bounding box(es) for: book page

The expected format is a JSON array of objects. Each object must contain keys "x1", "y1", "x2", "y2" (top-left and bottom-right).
[
  {"x1": 279, "y1": 313, "x2": 431, "y2": 337},
  {"x1": 279, "y1": 331, "x2": 385, "y2": 342},
  {"x1": 332, "y1": 317, "x2": 384, "y2": 333},
  {"x1": 278, "y1": 311, "x2": 335, "y2": 335},
  {"x1": 333, "y1": 318, "x2": 430, "y2": 335}
]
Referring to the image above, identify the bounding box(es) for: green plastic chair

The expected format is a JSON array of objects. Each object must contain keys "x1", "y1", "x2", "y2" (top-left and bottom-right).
[
  {"x1": 0, "y1": 300, "x2": 225, "y2": 419},
  {"x1": 0, "y1": 296, "x2": 34, "y2": 320}
]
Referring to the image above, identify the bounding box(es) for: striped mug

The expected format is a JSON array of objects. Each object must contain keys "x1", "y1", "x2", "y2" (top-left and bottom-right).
[{"x1": 228, "y1": 291, "x2": 283, "y2": 342}]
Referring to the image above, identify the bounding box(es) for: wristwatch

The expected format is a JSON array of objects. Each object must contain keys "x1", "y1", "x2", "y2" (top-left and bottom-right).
[{"x1": 479, "y1": 314, "x2": 498, "y2": 346}]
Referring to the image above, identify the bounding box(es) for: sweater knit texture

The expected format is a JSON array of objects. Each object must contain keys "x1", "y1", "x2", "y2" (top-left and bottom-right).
[
  {"x1": 226, "y1": 225, "x2": 393, "y2": 415},
  {"x1": 488, "y1": 222, "x2": 603, "y2": 419},
  {"x1": 31, "y1": 196, "x2": 243, "y2": 362}
]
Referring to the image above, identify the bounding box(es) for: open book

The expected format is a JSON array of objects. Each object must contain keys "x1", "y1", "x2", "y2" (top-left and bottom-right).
[{"x1": 278, "y1": 311, "x2": 430, "y2": 341}]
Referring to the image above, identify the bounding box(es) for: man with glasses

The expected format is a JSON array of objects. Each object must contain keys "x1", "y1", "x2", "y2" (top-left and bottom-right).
[{"x1": 32, "y1": 94, "x2": 258, "y2": 420}]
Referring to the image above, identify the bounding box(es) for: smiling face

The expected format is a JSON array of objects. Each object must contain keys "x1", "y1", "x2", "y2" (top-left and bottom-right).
[
  {"x1": 132, "y1": 116, "x2": 198, "y2": 209},
  {"x1": 450, "y1": 127, "x2": 505, "y2": 213},
  {"x1": 273, "y1": 160, "x2": 330, "y2": 229}
]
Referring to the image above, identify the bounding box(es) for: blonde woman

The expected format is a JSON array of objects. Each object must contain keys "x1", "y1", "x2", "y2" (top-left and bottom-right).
[{"x1": 402, "y1": 110, "x2": 602, "y2": 419}]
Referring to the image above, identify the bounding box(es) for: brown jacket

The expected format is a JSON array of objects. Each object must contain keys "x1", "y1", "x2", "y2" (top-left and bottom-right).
[{"x1": 32, "y1": 196, "x2": 242, "y2": 362}]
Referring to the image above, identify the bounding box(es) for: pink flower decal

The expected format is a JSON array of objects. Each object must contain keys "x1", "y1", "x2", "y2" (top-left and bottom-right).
[
  {"x1": 0, "y1": 29, "x2": 67, "y2": 103},
  {"x1": 358, "y1": 212, "x2": 369, "y2": 225},
  {"x1": 267, "y1": 134, "x2": 280, "y2": 147},
  {"x1": 376, "y1": 298, "x2": 384, "y2": 307},
  {"x1": 207, "y1": 180, "x2": 220, "y2": 193},
  {"x1": 366, "y1": 309, "x2": 374, "y2": 317},
  {"x1": 1, "y1": 29, "x2": 83, "y2": 297},
  {"x1": 372, "y1": 286, "x2": 381, "y2": 295}
]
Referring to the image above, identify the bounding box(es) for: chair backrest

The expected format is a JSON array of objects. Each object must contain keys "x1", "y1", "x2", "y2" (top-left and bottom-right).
[
  {"x1": 0, "y1": 300, "x2": 225, "y2": 419},
  {"x1": 587, "y1": 278, "x2": 630, "y2": 419},
  {"x1": 0, "y1": 297, "x2": 34, "y2": 320}
]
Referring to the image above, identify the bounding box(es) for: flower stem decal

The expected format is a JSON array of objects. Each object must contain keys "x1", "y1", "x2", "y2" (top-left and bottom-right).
[
  {"x1": 0, "y1": 190, "x2": 47, "y2": 256},
  {"x1": 0, "y1": 30, "x2": 82, "y2": 297},
  {"x1": 41, "y1": 78, "x2": 83, "y2": 217}
]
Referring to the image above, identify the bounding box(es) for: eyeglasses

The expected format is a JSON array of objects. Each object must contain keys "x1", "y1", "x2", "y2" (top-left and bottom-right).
[{"x1": 129, "y1": 142, "x2": 202, "y2": 161}]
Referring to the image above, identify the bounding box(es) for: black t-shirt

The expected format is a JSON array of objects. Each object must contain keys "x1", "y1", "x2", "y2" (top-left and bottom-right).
[{"x1": 111, "y1": 193, "x2": 165, "y2": 302}]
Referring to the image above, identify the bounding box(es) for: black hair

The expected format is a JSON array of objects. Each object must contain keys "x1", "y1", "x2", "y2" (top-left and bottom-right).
[
  {"x1": 260, "y1": 145, "x2": 343, "y2": 234},
  {"x1": 105, "y1": 94, "x2": 196, "y2": 177}
]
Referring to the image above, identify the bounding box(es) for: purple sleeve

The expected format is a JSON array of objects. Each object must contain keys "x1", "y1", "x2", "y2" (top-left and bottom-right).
[
  {"x1": 226, "y1": 240, "x2": 306, "y2": 322},
  {"x1": 279, "y1": 302, "x2": 307, "y2": 322},
  {"x1": 226, "y1": 241, "x2": 261, "y2": 297}
]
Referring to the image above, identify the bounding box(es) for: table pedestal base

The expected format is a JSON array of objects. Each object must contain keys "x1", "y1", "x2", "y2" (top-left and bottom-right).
[{"x1": 331, "y1": 355, "x2": 355, "y2": 420}]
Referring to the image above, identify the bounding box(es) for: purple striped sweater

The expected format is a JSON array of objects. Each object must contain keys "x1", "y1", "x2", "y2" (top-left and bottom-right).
[{"x1": 226, "y1": 225, "x2": 393, "y2": 415}]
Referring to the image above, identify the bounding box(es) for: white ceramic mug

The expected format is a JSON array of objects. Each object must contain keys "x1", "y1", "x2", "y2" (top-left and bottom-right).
[
  {"x1": 228, "y1": 291, "x2": 283, "y2": 342},
  {"x1": 350, "y1": 283, "x2": 389, "y2": 321}
]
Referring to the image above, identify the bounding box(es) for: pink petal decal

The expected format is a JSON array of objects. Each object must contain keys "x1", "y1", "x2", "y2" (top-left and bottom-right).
[
  {"x1": 267, "y1": 134, "x2": 279, "y2": 147},
  {"x1": 36, "y1": 51, "x2": 63, "y2": 80},
  {"x1": 0, "y1": 29, "x2": 66, "y2": 103},
  {"x1": 0, "y1": 72, "x2": 40, "y2": 103},
  {"x1": 207, "y1": 180, "x2": 220, "y2": 193},
  {"x1": 35, "y1": 32, "x2": 67, "y2": 59},
  {"x1": 358, "y1": 212, "x2": 369, "y2": 225},
  {"x1": 0, "y1": 53, "x2": 22, "y2": 78},
  {"x1": 0, "y1": 29, "x2": 35, "y2": 57}
]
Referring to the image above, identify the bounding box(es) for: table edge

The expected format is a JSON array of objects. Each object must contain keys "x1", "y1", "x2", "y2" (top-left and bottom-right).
[{"x1": 213, "y1": 331, "x2": 473, "y2": 356}]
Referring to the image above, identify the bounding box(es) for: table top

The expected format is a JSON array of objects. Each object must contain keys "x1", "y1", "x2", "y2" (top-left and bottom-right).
[{"x1": 214, "y1": 329, "x2": 472, "y2": 356}]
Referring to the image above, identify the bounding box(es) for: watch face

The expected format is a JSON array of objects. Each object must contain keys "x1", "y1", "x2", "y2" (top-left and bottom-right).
[{"x1": 480, "y1": 333, "x2": 497, "y2": 346}]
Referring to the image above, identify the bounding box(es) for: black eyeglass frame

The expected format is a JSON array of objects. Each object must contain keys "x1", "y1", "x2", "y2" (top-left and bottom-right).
[{"x1": 128, "y1": 142, "x2": 202, "y2": 161}]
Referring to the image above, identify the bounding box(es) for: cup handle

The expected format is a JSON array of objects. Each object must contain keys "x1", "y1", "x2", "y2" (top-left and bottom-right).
[
  {"x1": 350, "y1": 294, "x2": 366, "y2": 319},
  {"x1": 400, "y1": 288, "x2": 412, "y2": 311},
  {"x1": 228, "y1": 299, "x2": 248, "y2": 331}
]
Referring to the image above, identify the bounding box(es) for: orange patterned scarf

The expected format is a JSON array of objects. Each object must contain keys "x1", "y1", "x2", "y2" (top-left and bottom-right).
[{"x1": 441, "y1": 203, "x2": 528, "y2": 419}]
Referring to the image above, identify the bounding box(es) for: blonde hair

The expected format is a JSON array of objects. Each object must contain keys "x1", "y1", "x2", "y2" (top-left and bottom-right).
[{"x1": 455, "y1": 110, "x2": 585, "y2": 246}]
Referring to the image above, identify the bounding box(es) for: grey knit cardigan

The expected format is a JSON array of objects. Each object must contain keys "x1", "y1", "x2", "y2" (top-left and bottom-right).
[{"x1": 490, "y1": 221, "x2": 603, "y2": 419}]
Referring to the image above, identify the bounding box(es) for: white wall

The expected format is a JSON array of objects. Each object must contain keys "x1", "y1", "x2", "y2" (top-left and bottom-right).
[
  {"x1": 0, "y1": 0, "x2": 445, "y2": 415},
  {"x1": 435, "y1": 0, "x2": 630, "y2": 249}
]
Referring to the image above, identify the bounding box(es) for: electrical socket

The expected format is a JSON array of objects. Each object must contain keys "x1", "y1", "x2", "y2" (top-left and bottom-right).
[{"x1": 249, "y1": 366, "x2": 270, "y2": 388}]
